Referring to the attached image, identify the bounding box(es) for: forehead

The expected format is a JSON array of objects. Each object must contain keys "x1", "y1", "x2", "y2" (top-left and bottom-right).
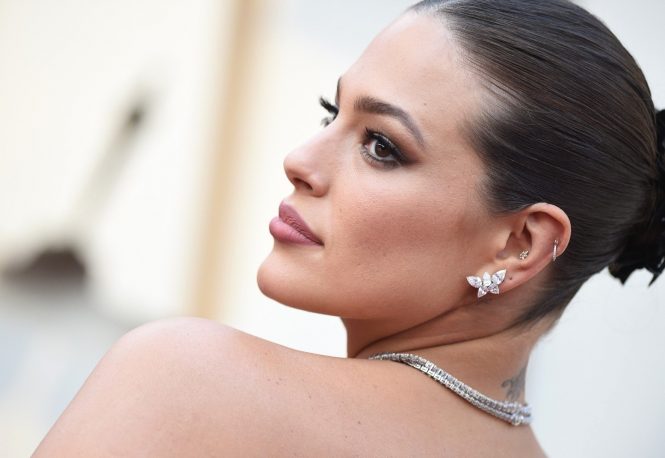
[{"x1": 343, "y1": 12, "x2": 482, "y2": 151}]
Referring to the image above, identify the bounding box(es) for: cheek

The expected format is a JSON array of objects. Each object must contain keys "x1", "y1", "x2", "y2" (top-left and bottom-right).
[
  {"x1": 322, "y1": 175, "x2": 475, "y2": 317},
  {"x1": 337, "y1": 194, "x2": 450, "y2": 258},
  {"x1": 335, "y1": 170, "x2": 471, "y2": 258}
]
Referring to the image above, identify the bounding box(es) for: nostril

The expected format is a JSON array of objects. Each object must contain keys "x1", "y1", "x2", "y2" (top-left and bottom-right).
[{"x1": 293, "y1": 177, "x2": 313, "y2": 191}]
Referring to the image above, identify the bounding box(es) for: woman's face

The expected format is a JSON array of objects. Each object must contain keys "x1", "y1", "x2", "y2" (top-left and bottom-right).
[{"x1": 257, "y1": 13, "x2": 494, "y2": 325}]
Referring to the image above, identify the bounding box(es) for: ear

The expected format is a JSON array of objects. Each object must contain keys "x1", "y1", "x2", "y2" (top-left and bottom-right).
[{"x1": 481, "y1": 203, "x2": 571, "y2": 295}]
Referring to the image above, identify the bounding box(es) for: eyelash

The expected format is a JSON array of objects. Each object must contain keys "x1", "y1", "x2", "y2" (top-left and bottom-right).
[
  {"x1": 319, "y1": 97, "x2": 407, "y2": 169},
  {"x1": 319, "y1": 96, "x2": 338, "y2": 127}
]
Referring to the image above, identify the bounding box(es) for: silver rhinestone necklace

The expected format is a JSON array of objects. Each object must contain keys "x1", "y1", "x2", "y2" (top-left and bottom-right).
[{"x1": 368, "y1": 352, "x2": 532, "y2": 426}]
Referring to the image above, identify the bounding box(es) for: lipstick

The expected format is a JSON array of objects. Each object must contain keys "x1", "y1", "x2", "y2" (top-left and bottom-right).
[{"x1": 269, "y1": 202, "x2": 323, "y2": 246}]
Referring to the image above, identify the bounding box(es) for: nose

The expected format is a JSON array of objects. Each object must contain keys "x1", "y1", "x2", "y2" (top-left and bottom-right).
[{"x1": 283, "y1": 135, "x2": 330, "y2": 197}]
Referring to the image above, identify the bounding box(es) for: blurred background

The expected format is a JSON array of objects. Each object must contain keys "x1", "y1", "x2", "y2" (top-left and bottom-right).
[{"x1": 0, "y1": 0, "x2": 663, "y2": 456}]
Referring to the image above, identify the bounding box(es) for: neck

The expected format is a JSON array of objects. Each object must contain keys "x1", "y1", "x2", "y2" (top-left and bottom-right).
[{"x1": 343, "y1": 301, "x2": 553, "y2": 403}]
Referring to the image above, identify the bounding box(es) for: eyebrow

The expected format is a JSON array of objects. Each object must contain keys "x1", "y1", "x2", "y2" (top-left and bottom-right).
[{"x1": 336, "y1": 77, "x2": 426, "y2": 149}]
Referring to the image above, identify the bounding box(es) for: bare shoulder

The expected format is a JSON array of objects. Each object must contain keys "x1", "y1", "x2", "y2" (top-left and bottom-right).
[
  {"x1": 35, "y1": 317, "x2": 545, "y2": 457},
  {"x1": 34, "y1": 317, "x2": 362, "y2": 456}
]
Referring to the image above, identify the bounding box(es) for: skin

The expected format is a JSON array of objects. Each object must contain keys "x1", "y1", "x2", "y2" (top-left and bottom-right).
[{"x1": 35, "y1": 11, "x2": 571, "y2": 457}]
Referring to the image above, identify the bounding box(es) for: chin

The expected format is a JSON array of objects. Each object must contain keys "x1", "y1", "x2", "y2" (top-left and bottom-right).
[
  {"x1": 256, "y1": 249, "x2": 400, "y2": 320},
  {"x1": 257, "y1": 254, "x2": 311, "y2": 311},
  {"x1": 256, "y1": 255, "x2": 281, "y2": 302},
  {"x1": 256, "y1": 253, "x2": 338, "y2": 317}
]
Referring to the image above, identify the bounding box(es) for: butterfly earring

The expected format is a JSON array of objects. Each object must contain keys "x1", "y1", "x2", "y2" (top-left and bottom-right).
[{"x1": 466, "y1": 269, "x2": 507, "y2": 298}]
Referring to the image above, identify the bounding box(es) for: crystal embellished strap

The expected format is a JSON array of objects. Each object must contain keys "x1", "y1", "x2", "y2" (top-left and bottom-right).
[{"x1": 369, "y1": 352, "x2": 532, "y2": 426}]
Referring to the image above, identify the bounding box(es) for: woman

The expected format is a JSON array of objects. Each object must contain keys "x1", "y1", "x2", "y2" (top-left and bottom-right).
[{"x1": 35, "y1": 0, "x2": 664, "y2": 456}]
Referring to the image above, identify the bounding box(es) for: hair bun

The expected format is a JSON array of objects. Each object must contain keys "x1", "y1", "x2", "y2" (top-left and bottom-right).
[{"x1": 609, "y1": 109, "x2": 665, "y2": 286}]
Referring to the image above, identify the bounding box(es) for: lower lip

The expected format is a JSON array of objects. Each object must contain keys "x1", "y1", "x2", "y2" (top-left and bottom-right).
[{"x1": 269, "y1": 217, "x2": 322, "y2": 246}]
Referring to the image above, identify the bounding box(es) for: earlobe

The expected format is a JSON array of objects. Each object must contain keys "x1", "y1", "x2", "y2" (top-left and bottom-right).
[{"x1": 466, "y1": 268, "x2": 507, "y2": 298}]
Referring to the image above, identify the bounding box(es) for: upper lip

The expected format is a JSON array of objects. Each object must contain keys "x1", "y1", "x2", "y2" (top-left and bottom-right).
[{"x1": 279, "y1": 202, "x2": 323, "y2": 245}]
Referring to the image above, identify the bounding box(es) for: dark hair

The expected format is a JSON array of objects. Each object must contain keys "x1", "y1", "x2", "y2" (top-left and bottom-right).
[{"x1": 410, "y1": 0, "x2": 665, "y2": 326}]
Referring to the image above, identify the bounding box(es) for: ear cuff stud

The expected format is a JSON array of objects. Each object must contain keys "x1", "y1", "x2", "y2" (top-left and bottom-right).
[{"x1": 466, "y1": 269, "x2": 506, "y2": 298}]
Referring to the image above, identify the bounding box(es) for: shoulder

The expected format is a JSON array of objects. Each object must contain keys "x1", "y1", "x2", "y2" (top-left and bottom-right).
[
  {"x1": 115, "y1": 318, "x2": 388, "y2": 454},
  {"x1": 36, "y1": 317, "x2": 374, "y2": 456},
  {"x1": 123, "y1": 318, "x2": 547, "y2": 457},
  {"x1": 35, "y1": 317, "x2": 544, "y2": 456}
]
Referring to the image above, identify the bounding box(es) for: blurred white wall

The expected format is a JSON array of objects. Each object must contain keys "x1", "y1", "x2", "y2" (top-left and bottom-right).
[{"x1": 0, "y1": 0, "x2": 239, "y2": 321}]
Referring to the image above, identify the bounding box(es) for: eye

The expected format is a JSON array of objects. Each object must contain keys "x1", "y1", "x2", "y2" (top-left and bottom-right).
[
  {"x1": 360, "y1": 129, "x2": 407, "y2": 169},
  {"x1": 319, "y1": 97, "x2": 338, "y2": 127}
]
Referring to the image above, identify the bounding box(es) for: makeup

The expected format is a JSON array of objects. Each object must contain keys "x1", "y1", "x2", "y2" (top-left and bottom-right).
[{"x1": 269, "y1": 202, "x2": 323, "y2": 246}]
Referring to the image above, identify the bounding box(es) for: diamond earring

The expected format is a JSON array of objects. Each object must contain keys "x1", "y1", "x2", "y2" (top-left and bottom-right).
[
  {"x1": 519, "y1": 250, "x2": 529, "y2": 260},
  {"x1": 466, "y1": 269, "x2": 507, "y2": 298}
]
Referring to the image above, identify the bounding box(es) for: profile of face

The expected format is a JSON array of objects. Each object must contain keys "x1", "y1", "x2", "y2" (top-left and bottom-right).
[{"x1": 257, "y1": 12, "x2": 500, "y2": 329}]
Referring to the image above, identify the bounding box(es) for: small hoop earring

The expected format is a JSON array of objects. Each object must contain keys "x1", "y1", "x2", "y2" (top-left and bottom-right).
[
  {"x1": 466, "y1": 268, "x2": 507, "y2": 298},
  {"x1": 518, "y1": 250, "x2": 529, "y2": 260},
  {"x1": 552, "y1": 239, "x2": 559, "y2": 262}
]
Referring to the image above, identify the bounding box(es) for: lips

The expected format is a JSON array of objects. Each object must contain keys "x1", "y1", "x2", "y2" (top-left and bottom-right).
[{"x1": 270, "y1": 202, "x2": 323, "y2": 245}]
